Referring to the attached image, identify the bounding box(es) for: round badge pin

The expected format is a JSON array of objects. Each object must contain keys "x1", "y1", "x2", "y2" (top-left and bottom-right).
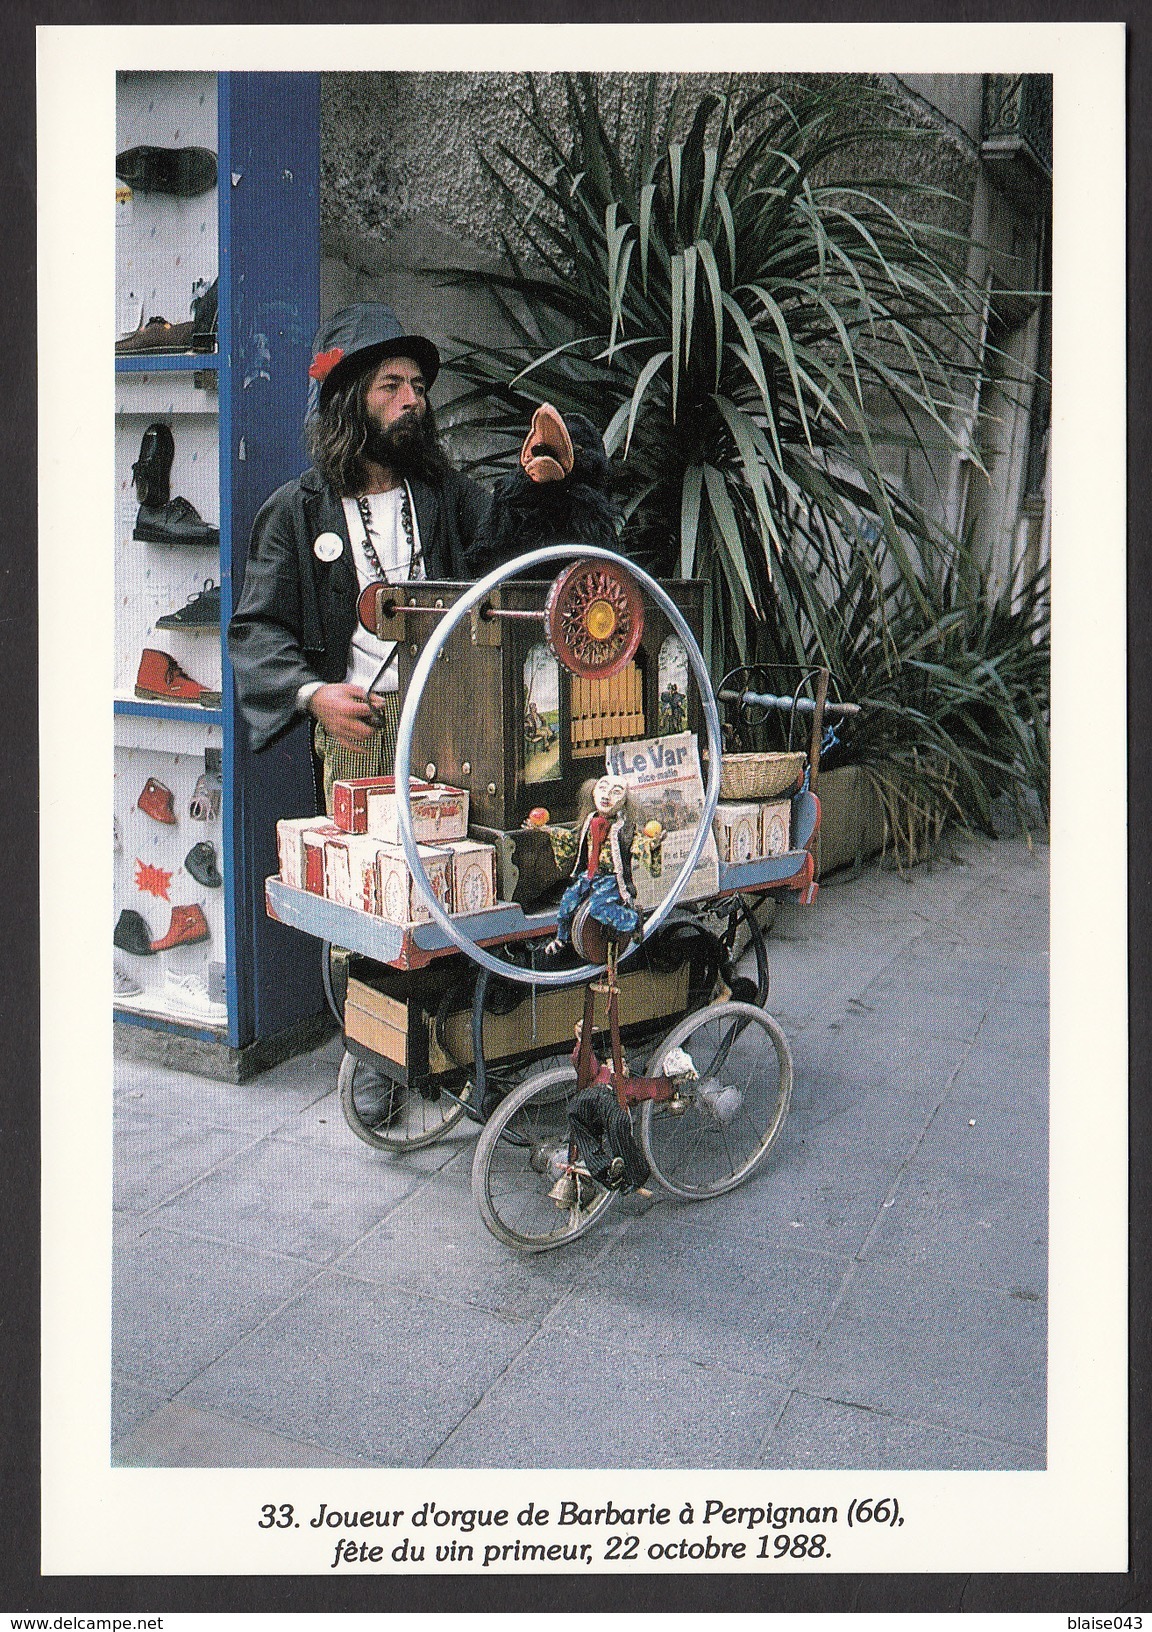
[{"x1": 313, "y1": 531, "x2": 344, "y2": 563}]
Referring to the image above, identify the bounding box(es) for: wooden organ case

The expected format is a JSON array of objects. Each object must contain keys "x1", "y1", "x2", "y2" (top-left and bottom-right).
[{"x1": 380, "y1": 578, "x2": 705, "y2": 830}]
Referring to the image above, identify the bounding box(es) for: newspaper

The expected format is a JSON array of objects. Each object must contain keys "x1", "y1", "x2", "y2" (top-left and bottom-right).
[{"x1": 605, "y1": 731, "x2": 720, "y2": 910}]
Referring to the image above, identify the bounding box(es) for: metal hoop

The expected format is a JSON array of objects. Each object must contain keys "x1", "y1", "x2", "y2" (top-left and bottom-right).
[{"x1": 393, "y1": 544, "x2": 723, "y2": 988}]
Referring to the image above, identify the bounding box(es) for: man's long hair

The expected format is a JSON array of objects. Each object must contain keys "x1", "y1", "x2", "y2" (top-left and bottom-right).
[{"x1": 306, "y1": 360, "x2": 451, "y2": 494}]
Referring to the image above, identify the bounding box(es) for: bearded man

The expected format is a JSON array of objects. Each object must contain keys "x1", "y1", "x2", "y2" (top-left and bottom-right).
[{"x1": 228, "y1": 303, "x2": 496, "y2": 809}]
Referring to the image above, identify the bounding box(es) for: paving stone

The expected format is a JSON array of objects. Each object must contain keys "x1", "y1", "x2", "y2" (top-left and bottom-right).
[
  {"x1": 277, "y1": 1084, "x2": 475, "y2": 1171},
  {"x1": 114, "y1": 1109, "x2": 258, "y2": 1215},
  {"x1": 180, "y1": 1271, "x2": 534, "y2": 1466},
  {"x1": 645, "y1": 1127, "x2": 905, "y2": 1259},
  {"x1": 913, "y1": 1087, "x2": 1049, "y2": 1181},
  {"x1": 759, "y1": 1390, "x2": 1043, "y2": 1470},
  {"x1": 115, "y1": 1057, "x2": 329, "y2": 1135},
  {"x1": 541, "y1": 1217, "x2": 853, "y2": 1384},
  {"x1": 113, "y1": 1224, "x2": 319, "y2": 1393},
  {"x1": 432, "y1": 1330, "x2": 788, "y2": 1468},
  {"x1": 336, "y1": 1150, "x2": 632, "y2": 1323},
  {"x1": 860, "y1": 1161, "x2": 1048, "y2": 1293},
  {"x1": 111, "y1": 1372, "x2": 168, "y2": 1443},
  {"x1": 112, "y1": 1399, "x2": 375, "y2": 1467},
  {"x1": 148, "y1": 1133, "x2": 431, "y2": 1264},
  {"x1": 796, "y1": 1261, "x2": 1046, "y2": 1449}
]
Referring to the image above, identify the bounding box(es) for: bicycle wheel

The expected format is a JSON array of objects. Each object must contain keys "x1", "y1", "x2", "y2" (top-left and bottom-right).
[
  {"x1": 638, "y1": 1000, "x2": 792, "y2": 1199},
  {"x1": 471, "y1": 1065, "x2": 621, "y2": 1251},
  {"x1": 338, "y1": 1049, "x2": 471, "y2": 1151}
]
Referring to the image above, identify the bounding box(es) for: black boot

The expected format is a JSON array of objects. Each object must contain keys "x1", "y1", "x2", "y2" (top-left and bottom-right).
[
  {"x1": 131, "y1": 423, "x2": 175, "y2": 509},
  {"x1": 190, "y1": 278, "x2": 218, "y2": 353}
]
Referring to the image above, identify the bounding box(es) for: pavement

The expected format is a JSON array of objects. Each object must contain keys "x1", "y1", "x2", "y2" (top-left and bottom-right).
[{"x1": 111, "y1": 832, "x2": 1048, "y2": 1471}]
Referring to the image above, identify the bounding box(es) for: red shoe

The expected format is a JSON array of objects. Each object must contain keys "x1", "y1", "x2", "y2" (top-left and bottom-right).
[
  {"x1": 150, "y1": 902, "x2": 210, "y2": 952},
  {"x1": 135, "y1": 648, "x2": 221, "y2": 708},
  {"x1": 137, "y1": 776, "x2": 177, "y2": 824}
]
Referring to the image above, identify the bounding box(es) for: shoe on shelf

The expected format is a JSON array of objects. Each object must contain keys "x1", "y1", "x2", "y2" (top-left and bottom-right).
[
  {"x1": 115, "y1": 145, "x2": 217, "y2": 196},
  {"x1": 151, "y1": 902, "x2": 210, "y2": 953},
  {"x1": 156, "y1": 580, "x2": 220, "y2": 630},
  {"x1": 185, "y1": 841, "x2": 222, "y2": 888},
  {"x1": 116, "y1": 313, "x2": 197, "y2": 355},
  {"x1": 162, "y1": 967, "x2": 227, "y2": 1026},
  {"x1": 133, "y1": 494, "x2": 219, "y2": 548},
  {"x1": 115, "y1": 959, "x2": 143, "y2": 998},
  {"x1": 114, "y1": 908, "x2": 155, "y2": 957},
  {"x1": 135, "y1": 648, "x2": 221, "y2": 708},
  {"x1": 137, "y1": 775, "x2": 177, "y2": 824},
  {"x1": 131, "y1": 423, "x2": 175, "y2": 508},
  {"x1": 190, "y1": 277, "x2": 218, "y2": 353},
  {"x1": 189, "y1": 768, "x2": 222, "y2": 821}
]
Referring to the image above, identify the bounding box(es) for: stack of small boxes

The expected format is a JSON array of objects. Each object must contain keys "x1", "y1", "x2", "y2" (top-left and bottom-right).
[
  {"x1": 711, "y1": 794, "x2": 793, "y2": 865},
  {"x1": 275, "y1": 777, "x2": 498, "y2": 926}
]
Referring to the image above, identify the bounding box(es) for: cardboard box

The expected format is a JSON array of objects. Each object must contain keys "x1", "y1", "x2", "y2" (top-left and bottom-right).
[
  {"x1": 759, "y1": 798, "x2": 792, "y2": 858},
  {"x1": 376, "y1": 841, "x2": 453, "y2": 927},
  {"x1": 441, "y1": 838, "x2": 498, "y2": 915},
  {"x1": 331, "y1": 775, "x2": 431, "y2": 835},
  {"x1": 298, "y1": 823, "x2": 342, "y2": 894},
  {"x1": 712, "y1": 801, "x2": 762, "y2": 864},
  {"x1": 323, "y1": 833, "x2": 390, "y2": 913},
  {"x1": 276, "y1": 816, "x2": 335, "y2": 889},
  {"x1": 366, "y1": 782, "x2": 470, "y2": 845}
]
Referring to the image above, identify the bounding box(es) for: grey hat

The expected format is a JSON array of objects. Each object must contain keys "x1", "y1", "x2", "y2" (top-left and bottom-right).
[{"x1": 307, "y1": 302, "x2": 441, "y2": 409}]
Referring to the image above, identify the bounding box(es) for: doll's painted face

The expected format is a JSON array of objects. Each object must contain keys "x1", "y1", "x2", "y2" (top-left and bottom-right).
[{"x1": 593, "y1": 775, "x2": 628, "y2": 816}]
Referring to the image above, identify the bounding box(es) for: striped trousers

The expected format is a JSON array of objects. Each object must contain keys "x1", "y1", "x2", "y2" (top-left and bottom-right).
[{"x1": 314, "y1": 691, "x2": 402, "y2": 816}]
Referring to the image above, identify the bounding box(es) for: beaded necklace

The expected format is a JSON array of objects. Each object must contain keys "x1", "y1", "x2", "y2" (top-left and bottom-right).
[{"x1": 355, "y1": 486, "x2": 423, "y2": 584}]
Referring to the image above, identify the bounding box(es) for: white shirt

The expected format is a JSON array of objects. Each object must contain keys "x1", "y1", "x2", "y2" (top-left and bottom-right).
[
  {"x1": 296, "y1": 486, "x2": 426, "y2": 715},
  {"x1": 340, "y1": 487, "x2": 425, "y2": 694}
]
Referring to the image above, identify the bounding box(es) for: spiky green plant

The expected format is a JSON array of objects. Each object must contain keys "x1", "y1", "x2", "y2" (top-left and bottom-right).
[
  {"x1": 438, "y1": 72, "x2": 1049, "y2": 833},
  {"x1": 441, "y1": 76, "x2": 989, "y2": 649}
]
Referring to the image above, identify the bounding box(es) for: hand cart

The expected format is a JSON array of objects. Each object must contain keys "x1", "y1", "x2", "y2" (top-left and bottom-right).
[{"x1": 264, "y1": 545, "x2": 857, "y2": 1249}]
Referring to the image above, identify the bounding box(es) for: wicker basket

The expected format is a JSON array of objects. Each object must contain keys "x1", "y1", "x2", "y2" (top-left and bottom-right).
[{"x1": 717, "y1": 751, "x2": 806, "y2": 802}]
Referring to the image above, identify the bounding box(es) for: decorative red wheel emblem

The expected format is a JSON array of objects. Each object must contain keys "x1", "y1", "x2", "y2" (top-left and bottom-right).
[{"x1": 545, "y1": 561, "x2": 645, "y2": 679}]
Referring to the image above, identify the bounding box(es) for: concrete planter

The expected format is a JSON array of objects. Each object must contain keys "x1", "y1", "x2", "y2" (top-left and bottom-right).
[{"x1": 814, "y1": 763, "x2": 887, "y2": 874}]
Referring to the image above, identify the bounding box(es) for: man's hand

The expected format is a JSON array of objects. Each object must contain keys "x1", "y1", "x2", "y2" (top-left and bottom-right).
[{"x1": 308, "y1": 682, "x2": 383, "y2": 747}]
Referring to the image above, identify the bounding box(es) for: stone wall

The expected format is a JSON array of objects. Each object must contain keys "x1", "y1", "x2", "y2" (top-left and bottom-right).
[{"x1": 318, "y1": 70, "x2": 1047, "y2": 578}]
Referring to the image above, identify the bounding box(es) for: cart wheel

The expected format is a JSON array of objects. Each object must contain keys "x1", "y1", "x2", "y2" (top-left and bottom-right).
[
  {"x1": 338, "y1": 1049, "x2": 471, "y2": 1151},
  {"x1": 639, "y1": 1000, "x2": 792, "y2": 1199},
  {"x1": 471, "y1": 1065, "x2": 621, "y2": 1251}
]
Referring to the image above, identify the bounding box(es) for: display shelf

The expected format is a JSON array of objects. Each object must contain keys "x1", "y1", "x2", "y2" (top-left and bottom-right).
[
  {"x1": 114, "y1": 696, "x2": 224, "y2": 725},
  {"x1": 116, "y1": 355, "x2": 219, "y2": 374},
  {"x1": 114, "y1": 1002, "x2": 226, "y2": 1044},
  {"x1": 114, "y1": 69, "x2": 322, "y2": 1066}
]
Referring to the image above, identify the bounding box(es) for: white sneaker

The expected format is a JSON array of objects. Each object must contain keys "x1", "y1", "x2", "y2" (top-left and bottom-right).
[
  {"x1": 114, "y1": 960, "x2": 142, "y2": 998},
  {"x1": 163, "y1": 968, "x2": 227, "y2": 1026}
]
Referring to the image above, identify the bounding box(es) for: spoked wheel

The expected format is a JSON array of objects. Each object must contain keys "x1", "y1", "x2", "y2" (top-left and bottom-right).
[
  {"x1": 471, "y1": 1065, "x2": 621, "y2": 1251},
  {"x1": 338, "y1": 1049, "x2": 471, "y2": 1151},
  {"x1": 639, "y1": 1000, "x2": 792, "y2": 1199}
]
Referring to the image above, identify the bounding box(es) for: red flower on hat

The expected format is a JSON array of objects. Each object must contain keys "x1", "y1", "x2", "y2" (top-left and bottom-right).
[{"x1": 309, "y1": 346, "x2": 345, "y2": 381}]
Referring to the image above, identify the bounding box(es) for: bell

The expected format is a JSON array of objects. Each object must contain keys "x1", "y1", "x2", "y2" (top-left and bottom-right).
[{"x1": 549, "y1": 1172, "x2": 577, "y2": 1208}]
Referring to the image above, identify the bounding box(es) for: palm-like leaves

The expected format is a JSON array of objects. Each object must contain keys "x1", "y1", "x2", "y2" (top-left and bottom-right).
[{"x1": 438, "y1": 73, "x2": 1049, "y2": 834}]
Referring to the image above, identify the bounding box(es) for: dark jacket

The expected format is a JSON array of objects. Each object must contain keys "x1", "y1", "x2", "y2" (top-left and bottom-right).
[{"x1": 228, "y1": 465, "x2": 491, "y2": 751}]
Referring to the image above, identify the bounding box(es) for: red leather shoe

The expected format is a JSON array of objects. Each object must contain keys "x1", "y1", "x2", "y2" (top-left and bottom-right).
[
  {"x1": 150, "y1": 902, "x2": 210, "y2": 952},
  {"x1": 137, "y1": 776, "x2": 177, "y2": 824},
  {"x1": 135, "y1": 648, "x2": 222, "y2": 708}
]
